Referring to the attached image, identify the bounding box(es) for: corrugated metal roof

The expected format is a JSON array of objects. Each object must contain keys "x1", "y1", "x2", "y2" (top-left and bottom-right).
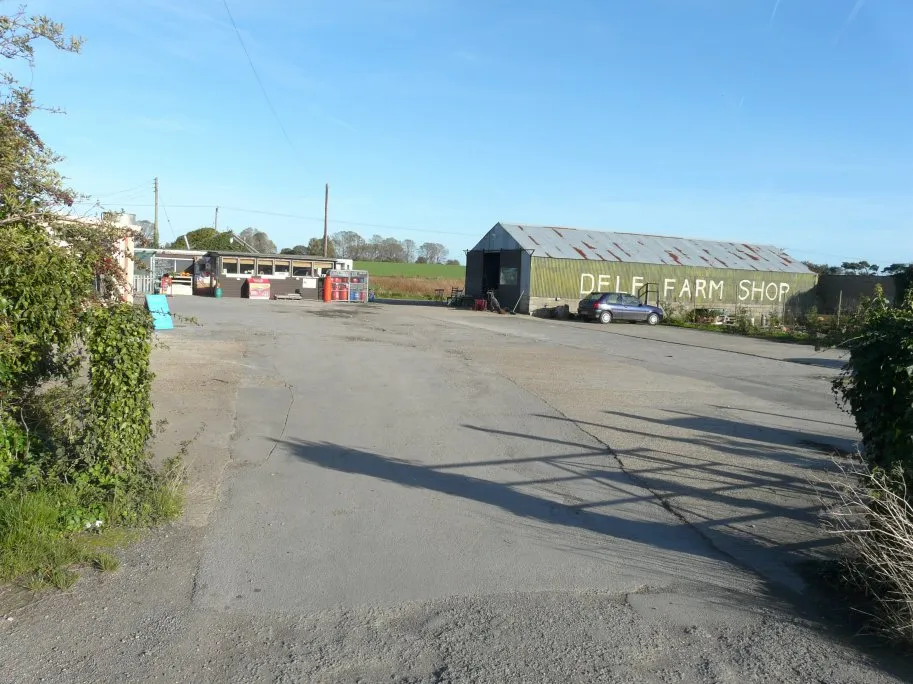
[{"x1": 479, "y1": 223, "x2": 812, "y2": 274}]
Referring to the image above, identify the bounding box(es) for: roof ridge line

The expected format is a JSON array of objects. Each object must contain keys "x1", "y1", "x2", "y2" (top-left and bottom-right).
[{"x1": 496, "y1": 222, "x2": 783, "y2": 250}]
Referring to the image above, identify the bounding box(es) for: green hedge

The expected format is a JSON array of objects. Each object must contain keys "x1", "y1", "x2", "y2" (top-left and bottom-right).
[{"x1": 835, "y1": 290, "x2": 913, "y2": 482}]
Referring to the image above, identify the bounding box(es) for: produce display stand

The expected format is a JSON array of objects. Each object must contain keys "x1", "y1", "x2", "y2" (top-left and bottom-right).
[{"x1": 323, "y1": 270, "x2": 370, "y2": 303}]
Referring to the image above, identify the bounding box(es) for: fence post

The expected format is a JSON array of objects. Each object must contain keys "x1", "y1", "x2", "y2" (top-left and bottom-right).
[{"x1": 837, "y1": 290, "x2": 843, "y2": 327}]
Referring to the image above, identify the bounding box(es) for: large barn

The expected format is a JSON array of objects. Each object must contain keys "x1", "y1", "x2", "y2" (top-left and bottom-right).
[{"x1": 464, "y1": 223, "x2": 817, "y2": 316}]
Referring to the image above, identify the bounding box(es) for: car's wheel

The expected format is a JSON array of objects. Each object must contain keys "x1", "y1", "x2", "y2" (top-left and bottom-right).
[
  {"x1": 646, "y1": 312, "x2": 660, "y2": 326},
  {"x1": 599, "y1": 311, "x2": 613, "y2": 324}
]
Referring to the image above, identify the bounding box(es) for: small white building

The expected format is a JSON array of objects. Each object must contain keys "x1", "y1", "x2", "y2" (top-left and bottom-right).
[{"x1": 56, "y1": 212, "x2": 141, "y2": 302}]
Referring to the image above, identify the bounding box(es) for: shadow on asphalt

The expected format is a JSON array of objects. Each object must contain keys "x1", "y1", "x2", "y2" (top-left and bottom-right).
[
  {"x1": 278, "y1": 432, "x2": 913, "y2": 680},
  {"x1": 373, "y1": 298, "x2": 449, "y2": 308},
  {"x1": 785, "y1": 357, "x2": 847, "y2": 370},
  {"x1": 599, "y1": 409, "x2": 856, "y2": 459},
  {"x1": 466, "y1": 422, "x2": 828, "y2": 531},
  {"x1": 709, "y1": 406, "x2": 850, "y2": 430}
]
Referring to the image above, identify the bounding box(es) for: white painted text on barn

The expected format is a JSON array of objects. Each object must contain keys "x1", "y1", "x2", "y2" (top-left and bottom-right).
[{"x1": 579, "y1": 274, "x2": 792, "y2": 302}]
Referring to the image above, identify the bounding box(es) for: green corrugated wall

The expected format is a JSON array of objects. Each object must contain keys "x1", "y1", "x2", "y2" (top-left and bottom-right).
[{"x1": 530, "y1": 257, "x2": 817, "y2": 308}]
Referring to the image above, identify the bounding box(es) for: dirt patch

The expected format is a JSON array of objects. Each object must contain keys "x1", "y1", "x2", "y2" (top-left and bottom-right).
[{"x1": 150, "y1": 337, "x2": 245, "y2": 528}]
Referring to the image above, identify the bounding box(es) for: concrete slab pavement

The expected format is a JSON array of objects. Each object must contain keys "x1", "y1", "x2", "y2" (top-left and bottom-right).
[{"x1": 3, "y1": 296, "x2": 907, "y2": 684}]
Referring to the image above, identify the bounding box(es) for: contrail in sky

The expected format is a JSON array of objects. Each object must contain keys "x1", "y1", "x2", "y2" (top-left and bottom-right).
[
  {"x1": 770, "y1": 0, "x2": 781, "y2": 24},
  {"x1": 835, "y1": 0, "x2": 867, "y2": 44},
  {"x1": 846, "y1": 0, "x2": 867, "y2": 24}
]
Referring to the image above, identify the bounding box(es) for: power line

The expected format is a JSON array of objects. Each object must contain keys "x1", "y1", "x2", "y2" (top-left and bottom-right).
[
  {"x1": 71, "y1": 201, "x2": 214, "y2": 209},
  {"x1": 97, "y1": 191, "x2": 149, "y2": 205},
  {"x1": 220, "y1": 207, "x2": 477, "y2": 237},
  {"x1": 215, "y1": 206, "x2": 476, "y2": 236},
  {"x1": 89, "y1": 180, "x2": 153, "y2": 198},
  {"x1": 70, "y1": 195, "x2": 885, "y2": 254},
  {"x1": 162, "y1": 205, "x2": 177, "y2": 240},
  {"x1": 68, "y1": 201, "x2": 479, "y2": 238},
  {"x1": 220, "y1": 0, "x2": 299, "y2": 158},
  {"x1": 779, "y1": 246, "x2": 868, "y2": 263}
]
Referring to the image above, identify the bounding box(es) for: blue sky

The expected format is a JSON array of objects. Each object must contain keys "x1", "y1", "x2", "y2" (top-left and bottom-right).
[{"x1": 17, "y1": 0, "x2": 913, "y2": 266}]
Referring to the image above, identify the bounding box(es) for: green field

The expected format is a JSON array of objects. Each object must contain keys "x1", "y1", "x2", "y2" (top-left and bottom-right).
[{"x1": 354, "y1": 261, "x2": 465, "y2": 279}]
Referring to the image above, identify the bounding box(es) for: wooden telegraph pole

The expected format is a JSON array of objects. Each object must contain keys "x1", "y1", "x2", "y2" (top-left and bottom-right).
[
  {"x1": 153, "y1": 177, "x2": 160, "y2": 248},
  {"x1": 323, "y1": 183, "x2": 329, "y2": 257}
]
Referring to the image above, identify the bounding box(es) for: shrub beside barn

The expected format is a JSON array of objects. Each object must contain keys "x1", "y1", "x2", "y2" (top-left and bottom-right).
[{"x1": 464, "y1": 223, "x2": 817, "y2": 317}]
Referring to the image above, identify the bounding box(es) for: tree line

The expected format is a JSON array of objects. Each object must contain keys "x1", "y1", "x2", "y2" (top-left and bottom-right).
[
  {"x1": 803, "y1": 260, "x2": 911, "y2": 276},
  {"x1": 167, "y1": 227, "x2": 456, "y2": 264},
  {"x1": 164, "y1": 226, "x2": 276, "y2": 253},
  {"x1": 327, "y1": 231, "x2": 454, "y2": 264},
  {"x1": 277, "y1": 232, "x2": 454, "y2": 264}
]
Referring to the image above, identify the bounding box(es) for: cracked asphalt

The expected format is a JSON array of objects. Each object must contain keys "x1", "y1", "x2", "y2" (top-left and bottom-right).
[{"x1": 1, "y1": 297, "x2": 910, "y2": 683}]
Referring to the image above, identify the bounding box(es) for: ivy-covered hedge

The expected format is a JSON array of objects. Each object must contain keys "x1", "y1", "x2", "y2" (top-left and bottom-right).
[
  {"x1": 0, "y1": 8, "x2": 184, "y2": 588},
  {"x1": 0, "y1": 301, "x2": 156, "y2": 490},
  {"x1": 0, "y1": 226, "x2": 93, "y2": 397},
  {"x1": 834, "y1": 289, "x2": 913, "y2": 483},
  {"x1": 80, "y1": 304, "x2": 155, "y2": 486}
]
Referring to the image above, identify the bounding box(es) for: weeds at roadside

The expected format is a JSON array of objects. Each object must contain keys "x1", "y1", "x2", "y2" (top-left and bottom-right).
[
  {"x1": 0, "y1": 459, "x2": 185, "y2": 592},
  {"x1": 817, "y1": 289, "x2": 913, "y2": 645},
  {"x1": 661, "y1": 318, "x2": 815, "y2": 345},
  {"x1": 93, "y1": 553, "x2": 119, "y2": 573},
  {"x1": 48, "y1": 568, "x2": 79, "y2": 590},
  {"x1": 820, "y1": 457, "x2": 913, "y2": 644}
]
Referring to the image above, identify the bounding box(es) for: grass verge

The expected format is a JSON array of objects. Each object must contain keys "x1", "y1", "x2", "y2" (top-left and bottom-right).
[
  {"x1": 662, "y1": 318, "x2": 815, "y2": 345},
  {"x1": 0, "y1": 458, "x2": 184, "y2": 591}
]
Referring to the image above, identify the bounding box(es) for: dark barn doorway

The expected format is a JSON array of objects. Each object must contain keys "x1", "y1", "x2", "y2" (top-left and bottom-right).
[{"x1": 482, "y1": 252, "x2": 501, "y2": 292}]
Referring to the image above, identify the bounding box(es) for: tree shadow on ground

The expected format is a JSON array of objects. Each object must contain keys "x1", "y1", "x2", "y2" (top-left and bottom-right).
[
  {"x1": 708, "y1": 406, "x2": 850, "y2": 430},
  {"x1": 463, "y1": 420, "x2": 834, "y2": 564},
  {"x1": 785, "y1": 357, "x2": 847, "y2": 370},
  {"x1": 516, "y1": 409, "x2": 856, "y2": 562},
  {"x1": 282, "y1": 438, "x2": 715, "y2": 559},
  {"x1": 599, "y1": 409, "x2": 856, "y2": 459},
  {"x1": 279, "y1": 437, "x2": 913, "y2": 680}
]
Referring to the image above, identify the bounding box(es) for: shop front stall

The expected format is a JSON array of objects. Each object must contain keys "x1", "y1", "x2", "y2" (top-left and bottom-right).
[
  {"x1": 134, "y1": 248, "x2": 207, "y2": 295},
  {"x1": 196, "y1": 251, "x2": 355, "y2": 299}
]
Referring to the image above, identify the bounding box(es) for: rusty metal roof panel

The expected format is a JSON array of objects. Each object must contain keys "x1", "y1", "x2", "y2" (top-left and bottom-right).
[{"x1": 494, "y1": 223, "x2": 812, "y2": 274}]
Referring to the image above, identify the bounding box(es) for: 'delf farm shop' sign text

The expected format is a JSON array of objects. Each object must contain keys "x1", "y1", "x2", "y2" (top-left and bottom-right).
[{"x1": 579, "y1": 274, "x2": 793, "y2": 303}]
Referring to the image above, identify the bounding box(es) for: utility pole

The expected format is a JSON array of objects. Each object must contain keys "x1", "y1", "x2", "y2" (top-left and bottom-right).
[
  {"x1": 214, "y1": 206, "x2": 219, "y2": 231},
  {"x1": 229, "y1": 231, "x2": 260, "y2": 253},
  {"x1": 153, "y1": 177, "x2": 160, "y2": 248},
  {"x1": 323, "y1": 183, "x2": 329, "y2": 258}
]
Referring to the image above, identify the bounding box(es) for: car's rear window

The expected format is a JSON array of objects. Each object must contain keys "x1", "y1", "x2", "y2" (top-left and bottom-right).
[{"x1": 583, "y1": 293, "x2": 604, "y2": 300}]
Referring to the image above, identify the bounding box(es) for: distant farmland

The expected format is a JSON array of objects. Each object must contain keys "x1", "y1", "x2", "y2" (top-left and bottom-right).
[
  {"x1": 354, "y1": 261, "x2": 465, "y2": 279},
  {"x1": 355, "y1": 261, "x2": 465, "y2": 299}
]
